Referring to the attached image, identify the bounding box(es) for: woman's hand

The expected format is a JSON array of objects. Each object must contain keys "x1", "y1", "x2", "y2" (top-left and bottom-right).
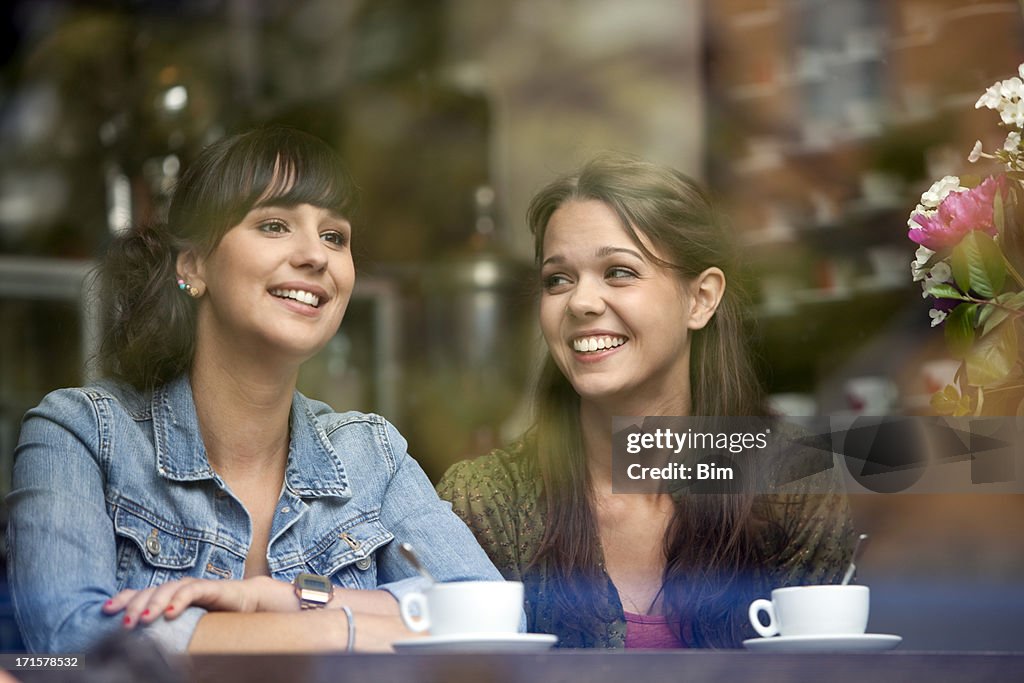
[{"x1": 103, "y1": 575, "x2": 297, "y2": 628}]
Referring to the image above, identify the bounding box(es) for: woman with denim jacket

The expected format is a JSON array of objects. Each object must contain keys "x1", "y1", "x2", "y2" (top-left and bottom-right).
[{"x1": 7, "y1": 127, "x2": 504, "y2": 653}]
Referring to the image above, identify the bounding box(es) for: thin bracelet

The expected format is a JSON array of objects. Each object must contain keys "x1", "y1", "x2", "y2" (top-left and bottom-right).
[{"x1": 340, "y1": 605, "x2": 355, "y2": 652}]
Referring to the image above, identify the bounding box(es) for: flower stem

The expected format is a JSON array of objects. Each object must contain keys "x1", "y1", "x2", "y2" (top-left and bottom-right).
[
  {"x1": 966, "y1": 294, "x2": 1024, "y2": 317},
  {"x1": 982, "y1": 383, "x2": 1024, "y2": 395},
  {"x1": 1003, "y1": 254, "x2": 1024, "y2": 289}
]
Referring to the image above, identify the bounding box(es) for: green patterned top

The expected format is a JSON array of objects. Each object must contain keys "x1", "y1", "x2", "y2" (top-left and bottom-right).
[{"x1": 436, "y1": 431, "x2": 855, "y2": 648}]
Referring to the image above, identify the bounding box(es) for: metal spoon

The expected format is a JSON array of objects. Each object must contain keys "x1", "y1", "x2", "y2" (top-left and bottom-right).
[
  {"x1": 399, "y1": 542, "x2": 436, "y2": 584},
  {"x1": 841, "y1": 533, "x2": 869, "y2": 585}
]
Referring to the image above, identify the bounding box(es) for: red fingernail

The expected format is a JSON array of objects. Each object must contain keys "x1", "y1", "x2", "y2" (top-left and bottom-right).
[
  {"x1": 142, "y1": 609, "x2": 150, "y2": 617},
  {"x1": 123, "y1": 616, "x2": 131, "y2": 626},
  {"x1": 104, "y1": 599, "x2": 113, "y2": 607},
  {"x1": 166, "y1": 605, "x2": 174, "y2": 613}
]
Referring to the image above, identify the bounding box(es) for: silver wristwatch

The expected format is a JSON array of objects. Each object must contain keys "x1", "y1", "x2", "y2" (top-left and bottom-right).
[{"x1": 293, "y1": 573, "x2": 334, "y2": 609}]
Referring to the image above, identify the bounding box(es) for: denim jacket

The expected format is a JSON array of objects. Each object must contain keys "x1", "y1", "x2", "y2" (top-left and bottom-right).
[{"x1": 7, "y1": 375, "x2": 504, "y2": 653}]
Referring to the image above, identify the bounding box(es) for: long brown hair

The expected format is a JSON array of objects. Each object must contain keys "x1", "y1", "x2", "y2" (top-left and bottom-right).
[
  {"x1": 526, "y1": 153, "x2": 772, "y2": 646},
  {"x1": 97, "y1": 126, "x2": 357, "y2": 390}
]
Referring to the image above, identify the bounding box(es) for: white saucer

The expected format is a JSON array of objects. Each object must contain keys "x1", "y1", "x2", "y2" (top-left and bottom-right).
[
  {"x1": 394, "y1": 632, "x2": 558, "y2": 653},
  {"x1": 743, "y1": 633, "x2": 902, "y2": 653}
]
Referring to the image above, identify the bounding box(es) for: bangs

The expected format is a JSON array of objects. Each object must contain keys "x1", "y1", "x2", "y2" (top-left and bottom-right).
[
  {"x1": 179, "y1": 127, "x2": 357, "y2": 251},
  {"x1": 249, "y1": 146, "x2": 355, "y2": 217}
]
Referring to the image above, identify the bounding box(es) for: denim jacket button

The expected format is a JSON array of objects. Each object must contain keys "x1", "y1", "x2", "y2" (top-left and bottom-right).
[
  {"x1": 355, "y1": 557, "x2": 372, "y2": 571},
  {"x1": 145, "y1": 531, "x2": 161, "y2": 556}
]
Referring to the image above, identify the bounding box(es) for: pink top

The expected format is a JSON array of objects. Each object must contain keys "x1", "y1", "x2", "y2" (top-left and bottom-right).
[{"x1": 623, "y1": 611, "x2": 688, "y2": 649}]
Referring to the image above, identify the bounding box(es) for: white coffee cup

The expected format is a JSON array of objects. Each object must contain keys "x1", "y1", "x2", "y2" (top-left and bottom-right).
[
  {"x1": 844, "y1": 376, "x2": 897, "y2": 415},
  {"x1": 399, "y1": 580, "x2": 524, "y2": 636},
  {"x1": 748, "y1": 585, "x2": 869, "y2": 638}
]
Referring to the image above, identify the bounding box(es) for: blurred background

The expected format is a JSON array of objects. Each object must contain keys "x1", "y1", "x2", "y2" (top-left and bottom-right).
[{"x1": 0, "y1": 0, "x2": 1022, "y2": 652}]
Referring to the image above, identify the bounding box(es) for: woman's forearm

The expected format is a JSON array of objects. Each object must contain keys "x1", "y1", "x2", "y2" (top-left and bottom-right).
[
  {"x1": 330, "y1": 587, "x2": 401, "y2": 616},
  {"x1": 110, "y1": 577, "x2": 412, "y2": 652},
  {"x1": 186, "y1": 609, "x2": 411, "y2": 653}
]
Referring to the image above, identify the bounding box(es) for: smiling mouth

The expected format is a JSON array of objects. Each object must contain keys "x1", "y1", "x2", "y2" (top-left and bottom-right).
[
  {"x1": 270, "y1": 288, "x2": 322, "y2": 308},
  {"x1": 572, "y1": 335, "x2": 627, "y2": 353}
]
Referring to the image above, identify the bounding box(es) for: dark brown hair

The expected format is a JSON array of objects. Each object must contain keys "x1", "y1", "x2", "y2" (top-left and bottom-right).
[
  {"x1": 526, "y1": 153, "x2": 771, "y2": 646},
  {"x1": 97, "y1": 126, "x2": 357, "y2": 390}
]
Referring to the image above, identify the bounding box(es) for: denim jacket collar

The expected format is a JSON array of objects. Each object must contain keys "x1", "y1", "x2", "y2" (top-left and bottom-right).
[{"x1": 152, "y1": 375, "x2": 351, "y2": 499}]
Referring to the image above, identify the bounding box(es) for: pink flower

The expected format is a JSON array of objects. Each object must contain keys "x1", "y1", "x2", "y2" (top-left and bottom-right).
[{"x1": 908, "y1": 175, "x2": 1007, "y2": 250}]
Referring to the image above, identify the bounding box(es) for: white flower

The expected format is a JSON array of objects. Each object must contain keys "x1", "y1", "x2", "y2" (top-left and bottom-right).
[
  {"x1": 919, "y1": 176, "x2": 962, "y2": 209},
  {"x1": 1005, "y1": 131, "x2": 1021, "y2": 151},
  {"x1": 929, "y1": 309, "x2": 948, "y2": 327},
  {"x1": 977, "y1": 83, "x2": 1004, "y2": 110},
  {"x1": 930, "y1": 260, "x2": 952, "y2": 283},
  {"x1": 921, "y1": 261, "x2": 954, "y2": 298},
  {"x1": 911, "y1": 245, "x2": 936, "y2": 282},
  {"x1": 977, "y1": 71, "x2": 1024, "y2": 121},
  {"x1": 915, "y1": 245, "x2": 935, "y2": 265},
  {"x1": 999, "y1": 76, "x2": 1024, "y2": 101},
  {"x1": 969, "y1": 140, "x2": 984, "y2": 163},
  {"x1": 999, "y1": 98, "x2": 1024, "y2": 128}
]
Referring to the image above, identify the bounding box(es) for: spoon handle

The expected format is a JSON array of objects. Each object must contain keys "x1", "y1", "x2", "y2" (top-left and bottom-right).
[
  {"x1": 841, "y1": 533, "x2": 869, "y2": 585},
  {"x1": 399, "y1": 542, "x2": 436, "y2": 584}
]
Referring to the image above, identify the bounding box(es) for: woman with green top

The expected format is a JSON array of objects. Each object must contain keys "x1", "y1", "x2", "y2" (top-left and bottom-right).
[{"x1": 437, "y1": 153, "x2": 854, "y2": 648}]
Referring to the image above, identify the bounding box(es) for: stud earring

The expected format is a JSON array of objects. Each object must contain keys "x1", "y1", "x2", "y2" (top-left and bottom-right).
[{"x1": 176, "y1": 278, "x2": 201, "y2": 298}]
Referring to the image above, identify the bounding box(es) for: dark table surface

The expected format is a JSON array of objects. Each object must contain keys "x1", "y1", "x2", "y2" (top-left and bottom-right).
[{"x1": 13, "y1": 650, "x2": 1024, "y2": 683}]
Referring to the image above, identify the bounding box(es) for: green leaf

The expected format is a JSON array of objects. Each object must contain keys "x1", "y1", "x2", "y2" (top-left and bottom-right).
[
  {"x1": 994, "y1": 189, "x2": 1006, "y2": 240},
  {"x1": 978, "y1": 302, "x2": 997, "y2": 330},
  {"x1": 930, "y1": 383, "x2": 972, "y2": 416},
  {"x1": 965, "y1": 319, "x2": 1019, "y2": 387},
  {"x1": 945, "y1": 303, "x2": 978, "y2": 359},
  {"x1": 950, "y1": 231, "x2": 1006, "y2": 298},
  {"x1": 970, "y1": 231, "x2": 1007, "y2": 296},
  {"x1": 979, "y1": 291, "x2": 1024, "y2": 337},
  {"x1": 924, "y1": 283, "x2": 969, "y2": 301},
  {"x1": 999, "y1": 183, "x2": 1024, "y2": 276}
]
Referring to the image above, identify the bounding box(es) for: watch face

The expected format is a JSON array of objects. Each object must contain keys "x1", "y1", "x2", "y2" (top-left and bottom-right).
[{"x1": 296, "y1": 573, "x2": 332, "y2": 593}]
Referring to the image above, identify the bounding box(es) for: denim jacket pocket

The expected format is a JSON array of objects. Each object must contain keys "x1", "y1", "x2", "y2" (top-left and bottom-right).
[
  {"x1": 305, "y1": 516, "x2": 393, "y2": 589},
  {"x1": 112, "y1": 504, "x2": 202, "y2": 589}
]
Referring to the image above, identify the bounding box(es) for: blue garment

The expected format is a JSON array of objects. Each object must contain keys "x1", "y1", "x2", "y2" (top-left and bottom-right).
[{"x1": 7, "y1": 375, "x2": 505, "y2": 653}]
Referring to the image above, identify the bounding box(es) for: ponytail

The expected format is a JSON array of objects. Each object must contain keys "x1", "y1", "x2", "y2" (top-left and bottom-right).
[{"x1": 97, "y1": 224, "x2": 195, "y2": 390}]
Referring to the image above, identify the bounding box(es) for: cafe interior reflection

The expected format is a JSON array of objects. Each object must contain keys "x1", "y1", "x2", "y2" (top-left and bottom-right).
[{"x1": 0, "y1": 0, "x2": 1022, "y2": 654}]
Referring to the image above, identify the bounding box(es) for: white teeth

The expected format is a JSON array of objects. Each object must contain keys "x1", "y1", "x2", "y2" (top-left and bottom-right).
[
  {"x1": 270, "y1": 288, "x2": 320, "y2": 307},
  {"x1": 572, "y1": 335, "x2": 626, "y2": 353}
]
